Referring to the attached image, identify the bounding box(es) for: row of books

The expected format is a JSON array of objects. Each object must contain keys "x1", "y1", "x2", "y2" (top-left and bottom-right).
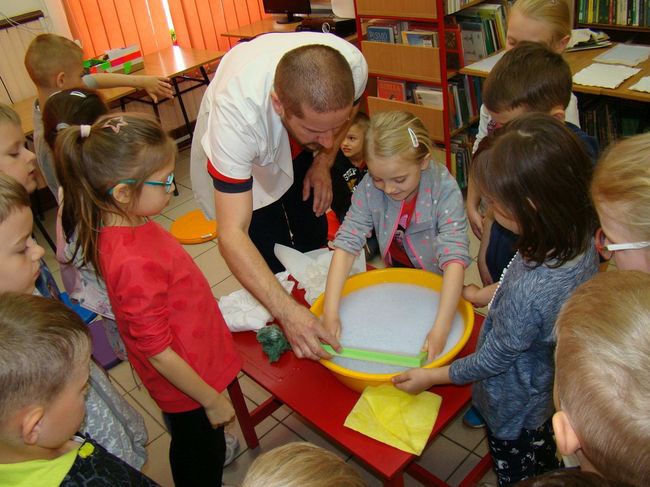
[
  {"x1": 432, "y1": 132, "x2": 475, "y2": 189},
  {"x1": 455, "y1": 3, "x2": 508, "y2": 63},
  {"x1": 376, "y1": 75, "x2": 480, "y2": 130},
  {"x1": 579, "y1": 96, "x2": 649, "y2": 149},
  {"x1": 366, "y1": 20, "x2": 463, "y2": 69},
  {"x1": 576, "y1": 0, "x2": 650, "y2": 27}
]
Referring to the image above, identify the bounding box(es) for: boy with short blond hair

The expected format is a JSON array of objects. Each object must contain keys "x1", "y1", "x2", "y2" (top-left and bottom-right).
[
  {"x1": 0, "y1": 172, "x2": 148, "y2": 469},
  {"x1": 24, "y1": 33, "x2": 173, "y2": 197},
  {"x1": 0, "y1": 293, "x2": 158, "y2": 485},
  {"x1": 553, "y1": 270, "x2": 650, "y2": 487}
]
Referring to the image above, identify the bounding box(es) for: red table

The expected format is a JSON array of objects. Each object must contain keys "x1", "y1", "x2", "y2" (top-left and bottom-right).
[{"x1": 227, "y1": 312, "x2": 492, "y2": 486}]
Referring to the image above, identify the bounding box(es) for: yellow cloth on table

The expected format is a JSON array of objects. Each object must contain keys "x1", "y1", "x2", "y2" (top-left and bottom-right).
[{"x1": 344, "y1": 384, "x2": 442, "y2": 455}]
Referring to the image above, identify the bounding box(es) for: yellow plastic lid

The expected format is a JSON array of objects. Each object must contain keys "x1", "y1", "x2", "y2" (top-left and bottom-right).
[{"x1": 170, "y1": 209, "x2": 217, "y2": 244}]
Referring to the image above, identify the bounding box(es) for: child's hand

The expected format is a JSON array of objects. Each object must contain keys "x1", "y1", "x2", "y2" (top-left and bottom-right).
[
  {"x1": 321, "y1": 314, "x2": 342, "y2": 342},
  {"x1": 203, "y1": 391, "x2": 235, "y2": 428},
  {"x1": 392, "y1": 368, "x2": 435, "y2": 394},
  {"x1": 423, "y1": 325, "x2": 448, "y2": 361},
  {"x1": 141, "y1": 76, "x2": 174, "y2": 103}
]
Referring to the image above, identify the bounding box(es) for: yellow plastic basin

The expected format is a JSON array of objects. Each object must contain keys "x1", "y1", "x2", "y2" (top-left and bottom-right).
[{"x1": 311, "y1": 268, "x2": 474, "y2": 392}]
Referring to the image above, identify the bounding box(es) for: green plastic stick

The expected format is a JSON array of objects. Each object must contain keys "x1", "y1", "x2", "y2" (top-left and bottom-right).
[{"x1": 322, "y1": 344, "x2": 427, "y2": 368}]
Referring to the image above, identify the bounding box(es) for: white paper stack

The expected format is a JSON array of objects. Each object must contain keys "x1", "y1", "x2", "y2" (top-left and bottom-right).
[
  {"x1": 573, "y1": 63, "x2": 641, "y2": 89},
  {"x1": 593, "y1": 44, "x2": 650, "y2": 67}
]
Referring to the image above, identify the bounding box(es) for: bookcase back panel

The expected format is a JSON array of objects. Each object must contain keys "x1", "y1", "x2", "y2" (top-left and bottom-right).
[
  {"x1": 362, "y1": 41, "x2": 442, "y2": 82},
  {"x1": 367, "y1": 96, "x2": 445, "y2": 141},
  {"x1": 356, "y1": 0, "x2": 438, "y2": 19}
]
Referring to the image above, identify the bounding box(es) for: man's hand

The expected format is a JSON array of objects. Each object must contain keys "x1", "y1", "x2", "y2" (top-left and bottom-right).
[
  {"x1": 140, "y1": 76, "x2": 174, "y2": 103},
  {"x1": 302, "y1": 155, "x2": 333, "y2": 216},
  {"x1": 203, "y1": 390, "x2": 235, "y2": 428},
  {"x1": 281, "y1": 304, "x2": 341, "y2": 359}
]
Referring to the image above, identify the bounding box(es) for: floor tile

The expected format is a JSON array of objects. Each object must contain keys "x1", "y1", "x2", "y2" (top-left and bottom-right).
[
  {"x1": 142, "y1": 433, "x2": 174, "y2": 487},
  {"x1": 227, "y1": 397, "x2": 279, "y2": 453},
  {"x1": 128, "y1": 385, "x2": 167, "y2": 431},
  {"x1": 474, "y1": 436, "x2": 489, "y2": 457},
  {"x1": 447, "y1": 452, "x2": 483, "y2": 487},
  {"x1": 162, "y1": 196, "x2": 201, "y2": 221},
  {"x1": 479, "y1": 466, "x2": 498, "y2": 485},
  {"x1": 175, "y1": 151, "x2": 191, "y2": 181},
  {"x1": 212, "y1": 274, "x2": 243, "y2": 299},
  {"x1": 346, "y1": 457, "x2": 383, "y2": 486},
  {"x1": 441, "y1": 406, "x2": 486, "y2": 451},
  {"x1": 282, "y1": 412, "x2": 350, "y2": 459},
  {"x1": 107, "y1": 360, "x2": 140, "y2": 393},
  {"x1": 193, "y1": 246, "x2": 232, "y2": 287},
  {"x1": 123, "y1": 392, "x2": 166, "y2": 445},
  {"x1": 414, "y1": 435, "x2": 473, "y2": 482},
  {"x1": 238, "y1": 374, "x2": 272, "y2": 405}
]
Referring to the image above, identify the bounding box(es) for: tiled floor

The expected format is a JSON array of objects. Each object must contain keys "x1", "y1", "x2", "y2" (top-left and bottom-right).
[{"x1": 33, "y1": 146, "x2": 497, "y2": 486}]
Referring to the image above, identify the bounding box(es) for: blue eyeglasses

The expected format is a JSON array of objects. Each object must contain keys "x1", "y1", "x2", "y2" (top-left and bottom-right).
[{"x1": 108, "y1": 173, "x2": 175, "y2": 195}]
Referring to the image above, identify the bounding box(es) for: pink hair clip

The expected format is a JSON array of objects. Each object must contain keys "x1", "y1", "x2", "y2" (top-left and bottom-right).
[{"x1": 102, "y1": 116, "x2": 128, "y2": 134}]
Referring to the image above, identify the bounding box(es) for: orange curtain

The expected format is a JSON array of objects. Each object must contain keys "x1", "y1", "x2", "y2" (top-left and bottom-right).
[
  {"x1": 167, "y1": 0, "x2": 268, "y2": 51},
  {"x1": 63, "y1": 0, "x2": 173, "y2": 58}
]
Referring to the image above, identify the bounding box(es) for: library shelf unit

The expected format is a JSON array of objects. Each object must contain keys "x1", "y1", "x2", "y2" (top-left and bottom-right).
[{"x1": 353, "y1": 0, "x2": 483, "y2": 172}]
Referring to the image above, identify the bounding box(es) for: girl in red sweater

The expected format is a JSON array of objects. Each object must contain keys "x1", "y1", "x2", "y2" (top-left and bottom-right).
[{"x1": 55, "y1": 113, "x2": 241, "y2": 486}]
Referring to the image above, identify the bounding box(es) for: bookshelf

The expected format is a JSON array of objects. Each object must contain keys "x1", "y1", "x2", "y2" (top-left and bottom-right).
[
  {"x1": 354, "y1": 0, "x2": 502, "y2": 187},
  {"x1": 575, "y1": 1, "x2": 650, "y2": 43}
]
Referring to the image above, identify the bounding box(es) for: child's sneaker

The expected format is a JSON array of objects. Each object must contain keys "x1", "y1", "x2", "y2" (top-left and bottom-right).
[
  {"x1": 462, "y1": 406, "x2": 486, "y2": 429},
  {"x1": 223, "y1": 432, "x2": 240, "y2": 466}
]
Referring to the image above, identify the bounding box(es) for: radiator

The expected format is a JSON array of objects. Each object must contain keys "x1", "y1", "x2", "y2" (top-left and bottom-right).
[{"x1": 0, "y1": 12, "x2": 47, "y2": 104}]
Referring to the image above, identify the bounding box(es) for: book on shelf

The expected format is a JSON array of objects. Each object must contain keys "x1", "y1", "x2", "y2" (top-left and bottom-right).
[
  {"x1": 413, "y1": 85, "x2": 444, "y2": 108},
  {"x1": 577, "y1": 0, "x2": 650, "y2": 26},
  {"x1": 402, "y1": 30, "x2": 438, "y2": 47},
  {"x1": 457, "y1": 3, "x2": 507, "y2": 52},
  {"x1": 377, "y1": 79, "x2": 407, "y2": 101},
  {"x1": 367, "y1": 20, "x2": 408, "y2": 43},
  {"x1": 459, "y1": 21, "x2": 489, "y2": 63}
]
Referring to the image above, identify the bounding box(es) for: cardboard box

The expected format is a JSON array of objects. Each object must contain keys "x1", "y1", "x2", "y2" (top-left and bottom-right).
[{"x1": 84, "y1": 45, "x2": 144, "y2": 75}]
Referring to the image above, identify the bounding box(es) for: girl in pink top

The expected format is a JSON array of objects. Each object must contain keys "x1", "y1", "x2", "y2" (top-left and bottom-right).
[{"x1": 55, "y1": 113, "x2": 241, "y2": 486}]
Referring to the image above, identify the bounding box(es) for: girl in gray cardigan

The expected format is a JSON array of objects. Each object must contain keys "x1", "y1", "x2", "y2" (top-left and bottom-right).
[
  {"x1": 393, "y1": 114, "x2": 599, "y2": 486},
  {"x1": 323, "y1": 111, "x2": 470, "y2": 361}
]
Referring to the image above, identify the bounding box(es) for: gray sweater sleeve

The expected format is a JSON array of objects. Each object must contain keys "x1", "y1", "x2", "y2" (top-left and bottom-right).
[
  {"x1": 333, "y1": 174, "x2": 375, "y2": 256},
  {"x1": 449, "y1": 287, "x2": 542, "y2": 384},
  {"x1": 432, "y1": 164, "x2": 471, "y2": 269}
]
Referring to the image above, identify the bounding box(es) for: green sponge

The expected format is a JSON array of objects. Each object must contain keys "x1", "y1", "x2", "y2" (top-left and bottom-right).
[{"x1": 256, "y1": 324, "x2": 292, "y2": 363}]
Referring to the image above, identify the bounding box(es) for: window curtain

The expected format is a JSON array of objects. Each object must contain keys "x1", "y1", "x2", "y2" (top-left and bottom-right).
[
  {"x1": 167, "y1": 0, "x2": 268, "y2": 51},
  {"x1": 62, "y1": 0, "x2": 173, "y2": 58}
]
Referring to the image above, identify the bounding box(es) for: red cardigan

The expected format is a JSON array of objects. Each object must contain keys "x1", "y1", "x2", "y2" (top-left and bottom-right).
[{"x1": 99, "y1": 221, "x2": 241, "y2": 413}]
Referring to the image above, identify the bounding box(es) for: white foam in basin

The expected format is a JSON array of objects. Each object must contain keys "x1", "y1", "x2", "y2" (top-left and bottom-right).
[{"x1": 331, "y1": 283, "x2": 465, "y2": 374}]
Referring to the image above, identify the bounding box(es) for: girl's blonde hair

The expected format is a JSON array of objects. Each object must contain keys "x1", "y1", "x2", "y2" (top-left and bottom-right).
[
  {"x1": 54, "y1": 113, "x2": 176, "y2": 278},
  {"x1": 364, "y1": 111, "x2": 433, "y2": 165},
  {"x1": 242, "y1": 442, "x2": 366, "y2": 487},
  {"x1": 512, "y1": 0, "x2": 572, "y2": 45},
  {"x1": 591, "y1": 132, "x2": 650, "y2": 241}
]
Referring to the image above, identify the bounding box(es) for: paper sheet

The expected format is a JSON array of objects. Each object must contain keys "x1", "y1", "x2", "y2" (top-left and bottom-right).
[
  {"x1": 463, "y1": 50, "x2": 505, "y2": 74},
  {"x1": 573, "y1": 63, "x2": 641, "y2": 89},
  {"x1": 593, "y1": 44, "x2": 650, "y2": 67},
  {"x1": 630, "y1": 76, "x2": 650, "y2": 93}
]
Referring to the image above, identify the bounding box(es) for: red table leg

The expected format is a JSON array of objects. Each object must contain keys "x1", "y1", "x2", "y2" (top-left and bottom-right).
[{"x1": 228, "y1": 378, "x2": 259, "y2": 449}]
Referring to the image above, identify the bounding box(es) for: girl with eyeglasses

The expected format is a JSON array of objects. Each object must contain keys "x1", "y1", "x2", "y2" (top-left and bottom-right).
[
  {"x1": 591, "y1": 132, "x2": 650, "y2": 273},
  {"x1": 55, "y1": 113, "x2": 242, "y2": 487}
]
